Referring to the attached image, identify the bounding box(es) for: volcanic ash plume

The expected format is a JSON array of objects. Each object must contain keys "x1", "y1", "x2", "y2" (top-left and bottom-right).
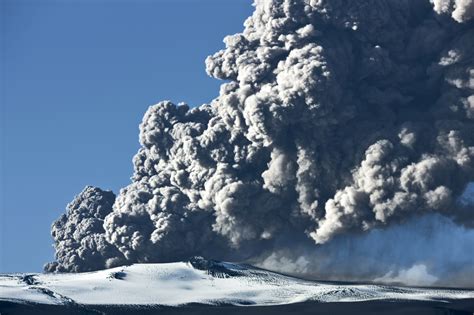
[
  {"x1": 46, "y1": 0, "x2": 474, "y2": 285},
  {"x1": 46, "y1": 187, "x2": 124, "y2": 272}
]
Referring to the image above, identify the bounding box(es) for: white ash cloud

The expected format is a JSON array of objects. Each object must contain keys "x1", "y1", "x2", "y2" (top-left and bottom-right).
[
  {"x1": 431, "y1": 0, "x2": 474, "y2": 22},
  {"x1": 257, "y1": 213, "x2": 474, "y2": 287},
  {"x1": 374, "y1": 264, "x2": 439, "y2": 287},
  {"x1": 46, "y1": 0, "x2": 474, "y2": 285}
]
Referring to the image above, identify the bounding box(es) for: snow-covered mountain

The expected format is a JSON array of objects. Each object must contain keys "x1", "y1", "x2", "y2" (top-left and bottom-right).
[{"x1": 1, "y1": 258, "x2": 473, "y2": 313}]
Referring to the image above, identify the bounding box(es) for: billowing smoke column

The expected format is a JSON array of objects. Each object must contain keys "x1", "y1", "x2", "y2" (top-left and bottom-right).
[
  {"x1": 46, "y1": 187, "x2": 124, "y2": 272},
  {"x1": 46, "y1": 0, "x2": 474, "y2": 285}
]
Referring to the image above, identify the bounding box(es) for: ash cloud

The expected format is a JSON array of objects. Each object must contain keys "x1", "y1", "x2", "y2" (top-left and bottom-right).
[
  {"x1": 46, "y1": 186, "x2": 124, "y2": 272},
  {"x1": 374, "y1": 264, "x2": 439, "y2": 287},
  {"x1": 431, "y1": 0, "x2": 474, "y2": 22},
  {"x1": 46, "y1": 0, "x2": 474, "y2": 286},
  {"x1": 257, "y1": 213, "x2": 474, "y2": 288}
]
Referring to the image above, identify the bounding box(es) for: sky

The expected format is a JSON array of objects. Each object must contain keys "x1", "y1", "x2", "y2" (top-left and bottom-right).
[{"x1": 1, "y1": 0, "x2": 253, "y2": 273}]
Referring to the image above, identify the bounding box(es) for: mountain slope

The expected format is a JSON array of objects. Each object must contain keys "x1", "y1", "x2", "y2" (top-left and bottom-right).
[{"x1": 1, "y1": 258, "x2": 473, "y2": 309}]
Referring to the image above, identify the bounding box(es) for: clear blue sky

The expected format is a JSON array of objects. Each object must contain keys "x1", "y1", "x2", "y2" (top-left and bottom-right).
[{"x1": 1, "y1": 0, "x2": 253, "y2": 273}]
